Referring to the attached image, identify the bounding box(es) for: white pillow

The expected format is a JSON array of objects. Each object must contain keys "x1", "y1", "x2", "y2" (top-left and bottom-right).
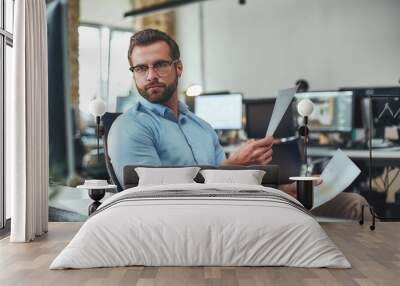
[
  {"x1": 135, "y1": 167, "x2": 200, "y2": 186},
  {"x1": 200, "y1": 169, "x2": 266, "y2": 185}
]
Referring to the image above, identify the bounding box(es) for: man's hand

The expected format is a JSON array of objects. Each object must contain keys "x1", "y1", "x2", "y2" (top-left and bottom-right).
[
  {"x1": 279, "y1": 176, "x2": 323, "y2": 198},
  {"x1": 224, "y1": 136, "x2": 274, "y2": 166}
]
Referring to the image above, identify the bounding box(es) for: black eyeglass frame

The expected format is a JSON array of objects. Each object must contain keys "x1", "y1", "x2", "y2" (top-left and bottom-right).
[{"x1": 129, "y1": 59, "x2": 180, "y2": 74}]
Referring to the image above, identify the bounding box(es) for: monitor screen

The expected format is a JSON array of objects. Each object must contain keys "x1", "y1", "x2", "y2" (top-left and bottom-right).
[
  {"x1": 340, "y1": 87, "x2": 400, "y2": 129},
  {"x1": 295, "y1": 91, "x2": 354, "y2": 132},
  {"x1": 194, "y1": 93, "x2": 243, "y2": 130},
  {"x1": 116, "y1": 95, "x2": 137, "y2": 113},
  {"x1": 244, "y1": 98, "x2": 296, "y2": 139},
  {"x1": 362, "y1": 95, "x2": 400, "y2": 139}
]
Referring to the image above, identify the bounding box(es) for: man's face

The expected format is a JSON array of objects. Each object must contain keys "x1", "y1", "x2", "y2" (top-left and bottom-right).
[{"x1": 130, "y1": 41, "x2": 183, "y2": 104}]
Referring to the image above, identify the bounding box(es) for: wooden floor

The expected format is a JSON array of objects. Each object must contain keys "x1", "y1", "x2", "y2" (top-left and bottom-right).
[{"x1": 0, "y1": 222, "x2": 399, "y2": 286}]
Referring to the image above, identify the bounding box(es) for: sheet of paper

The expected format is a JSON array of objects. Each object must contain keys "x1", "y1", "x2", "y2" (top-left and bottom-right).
[
  {"x1": 312, "y1": 149, "x2": 361, "y2": 209},
  {"x1": 266, "y1": 87, "x2": 297, "y2": 137}
]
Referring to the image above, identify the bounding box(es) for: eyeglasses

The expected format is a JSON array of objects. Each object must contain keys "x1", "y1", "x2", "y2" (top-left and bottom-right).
[{"x1": 129, "y1": 59, "x2": 179, "y2": 77}]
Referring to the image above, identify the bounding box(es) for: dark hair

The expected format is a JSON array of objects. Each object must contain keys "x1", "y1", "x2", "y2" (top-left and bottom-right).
[{"x1": 128, "y1": 29, "x2": 180, "y2": 67}]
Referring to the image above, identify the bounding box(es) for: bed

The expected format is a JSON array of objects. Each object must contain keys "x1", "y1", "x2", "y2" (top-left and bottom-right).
[{"x1": 50, "y1": 165, "x2": 350, "y2": 269}]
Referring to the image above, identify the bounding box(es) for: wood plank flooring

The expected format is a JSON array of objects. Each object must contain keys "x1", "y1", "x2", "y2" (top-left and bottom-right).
[{"x1": 0, "y1": 222, "x2": 399, "y2": 286}]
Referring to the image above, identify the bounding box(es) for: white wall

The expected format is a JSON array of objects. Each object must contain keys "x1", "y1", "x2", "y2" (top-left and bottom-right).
[
  {"x1": 80, "y1": 0, "x2": 134, "y2": 29},
  {"x1": 177, "y1": 0, "x2": 400, "y2": 99},
  {"x1": 176, "y1": 4, "x2": 203, "y2": 96}
]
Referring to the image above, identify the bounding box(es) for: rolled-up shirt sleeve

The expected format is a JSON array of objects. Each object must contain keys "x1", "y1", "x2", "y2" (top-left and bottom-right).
[{"x1": 108, "y1": 114, "x2": 161, "y2": 185}]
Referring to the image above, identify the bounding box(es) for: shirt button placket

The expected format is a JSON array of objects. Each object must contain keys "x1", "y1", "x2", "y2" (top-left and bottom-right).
[{"x1": 178, "y1": 117, "x2": 198, "y2": 164}]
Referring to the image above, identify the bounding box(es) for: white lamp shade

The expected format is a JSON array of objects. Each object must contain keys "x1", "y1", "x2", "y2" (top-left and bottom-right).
[
  {"x1": 89, "y1": 97, "x2": 106, "y2": 117},
  {"x1": 185, "y1": 84, "x2": 203, "y2": 97},
  {"x1": 297, "y1": 98, "x2": 314, "y2": 117}
]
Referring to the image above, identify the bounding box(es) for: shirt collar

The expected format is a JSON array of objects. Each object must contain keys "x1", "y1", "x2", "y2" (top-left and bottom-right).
[
  {"x1": 137, "y1": 95, "x2": 168, "y2": 116},
  {"x1": 178, "y1": 101, "x2": 189, "y2": 115},
  {"x1": 137, "y1": 95, "x2": 189, "y2": 117}
]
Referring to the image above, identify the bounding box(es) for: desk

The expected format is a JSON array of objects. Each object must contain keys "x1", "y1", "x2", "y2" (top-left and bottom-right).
[
  {"x1": 309, "y1": 147, "x2": 400, "y2": 166},
  {"x1": 226, "y1": 145, "x2": 400, "y2": 165},
  {"x1": 225, "y1": 144, "x2": 400, "y2": 165},
  {"x1": 310, "y1": 146, "x2": 400, "y2": 212}
]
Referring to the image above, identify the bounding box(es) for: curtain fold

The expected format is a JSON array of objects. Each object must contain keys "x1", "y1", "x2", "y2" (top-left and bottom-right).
[{"x1": 8, "y1": 0, "x2": 49, "y2": 242}]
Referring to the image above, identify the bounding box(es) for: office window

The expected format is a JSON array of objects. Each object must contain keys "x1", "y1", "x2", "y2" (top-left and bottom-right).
[
  {"x1": 79, "y1": 25, "x2": 133, "y2": 117},
  {"x1": 78, "y1": 23, "x2": 134, "y2": 177},
  {"x1": 108, "y1": 29, "x2": 133, "y2": 111},
  {"x1": 1, "y1": 0, "x2": 14, "y2": 230},
  {"x1": 78, "y1": 25, "x2": 102, "y2": 116},
  {"x1": 47, "y1": 24, "x2": 134, "y2": 222},
  {"x1": 78, "y1": 24, "x2": 134, "y2": 152}
]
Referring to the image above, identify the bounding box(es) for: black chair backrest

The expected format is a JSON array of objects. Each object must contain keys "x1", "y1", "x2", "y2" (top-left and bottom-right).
[
  {"x1": 244, "y1": 98, "x2": 303, "y2": 183},
  {"x1": 101, "y1": 112, "x2": 123, "y2": 191},
  {"x1": 123, "y1": 164, "x2": 280, "y2": 190},
  {"x1": 270, "y1": 139, "x2": 302, "y2": 184}
]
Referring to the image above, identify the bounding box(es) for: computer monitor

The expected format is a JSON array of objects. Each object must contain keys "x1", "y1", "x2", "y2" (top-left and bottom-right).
[
  {"x1": 339, "y1": 86, "x2": 400, "y2": 129},
  {"x1": 194, "y1": 93, "x2": 243, "y2": 130},
  {"x1": 244, "y1": 98, "x2": 296, "y2": 139},
  {"x1": 294, "y1": 91, "x2": 354, "y2": 132},
  {"x1": 340, "y1": 87, "x2": 400, "y2": 130},
  {"x1": 371, "y1": 97, "x2": 400, "y2": 126},
  {"x1": 116, "y1": 95, "x2": 137, "y2": 113},
  {"x1": 358, "y1": 88, "x2": 400, "y2": 139}
]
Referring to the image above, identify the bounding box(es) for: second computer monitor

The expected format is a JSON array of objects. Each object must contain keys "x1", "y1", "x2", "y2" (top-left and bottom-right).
[
  {"x1": 244, "y1": 98, "x2": 296, "y2": 139},
  {"x1": 295, "y1": 91, "x2": 354, "y2": 132},
  {"x1": 194, "y1": 93, "x2": 243, "y2": 130}
]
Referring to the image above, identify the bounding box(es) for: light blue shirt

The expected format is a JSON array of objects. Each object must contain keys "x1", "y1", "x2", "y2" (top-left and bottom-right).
[{"x1": 108, "y1": 96, "x2": 226, "y2": 184}]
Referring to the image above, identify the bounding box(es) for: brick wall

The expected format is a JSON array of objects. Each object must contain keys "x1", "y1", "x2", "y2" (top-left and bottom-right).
[{"x1": 131, "y1": 0, "x2": 176, "y2": 39}]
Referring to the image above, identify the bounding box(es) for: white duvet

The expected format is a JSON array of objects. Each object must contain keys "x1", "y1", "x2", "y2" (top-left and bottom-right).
[{"x1": 50, "y1": 183, "x2": 351, "y2": 269}]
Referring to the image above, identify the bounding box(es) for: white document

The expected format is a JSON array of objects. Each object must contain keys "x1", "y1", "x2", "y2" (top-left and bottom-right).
[
  {"x1": 266, "y1": 87, "x2": 297, "y2": 137},
  {"x1": 312, "y1": 149, "x2": 361, "y2": 209}
]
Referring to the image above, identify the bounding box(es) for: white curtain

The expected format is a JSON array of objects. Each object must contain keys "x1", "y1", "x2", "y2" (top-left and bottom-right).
[{"x1": 7, "y1": 0, "x2": 49, "y2": 242}]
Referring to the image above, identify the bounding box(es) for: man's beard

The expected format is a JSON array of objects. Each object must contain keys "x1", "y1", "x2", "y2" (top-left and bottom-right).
[{"x1": 136, "y1": 77, "x2": 178, "y2": 104}]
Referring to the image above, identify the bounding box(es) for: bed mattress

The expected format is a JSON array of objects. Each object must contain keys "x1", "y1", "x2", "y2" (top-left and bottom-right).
[{"x1": 50, "y1": 183, "x2": 350, "y2": 269}]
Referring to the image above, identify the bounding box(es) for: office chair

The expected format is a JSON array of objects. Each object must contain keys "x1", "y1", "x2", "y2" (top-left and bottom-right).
[
  {"x1": 269, "y1": 138, "x2": 302, "y2": 184},
  {"x1": 101, "y1": 112, "x2": 123, "y2": 192}
]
